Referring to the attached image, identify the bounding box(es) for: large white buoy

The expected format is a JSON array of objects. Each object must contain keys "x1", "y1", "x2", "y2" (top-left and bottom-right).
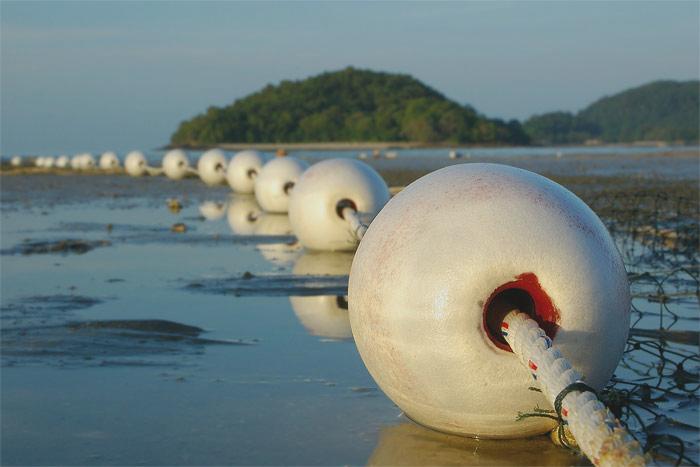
[
  {"x1": 348, "y1": 163, "x2": 630, "y2": 439},
  {"x1": 55, "y1": 155, "x2": 69, "y2": 168},
  {"x1": 197, "y1": 149, "x2": 227, "y2": 186},
  {"x1": 289, "y1": 251, "x2": 354, "y2": 340},
  {"x1": 226, "y1": 196, "x2": 262, "y2": 235},
  {"x1": 254, "y1": 157, "x2": 308, "y2": 213},
  {"x1": 162, "y1": 149, "x2": 193, "y2": 180},
  {"x1": 288, "y1": 159, "x2": 390, "y2": 251},
  {"x1": 226, "y1": 150, "x2": 266, "y2": 193},
  {"x1": 99, "y1": 151, "x2": 120, "y2": 169}
]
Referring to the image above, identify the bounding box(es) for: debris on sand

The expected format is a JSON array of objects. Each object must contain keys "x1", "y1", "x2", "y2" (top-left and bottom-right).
[
  {"x1": 171, "y1": 223, "x2": 187, "y2": 233},
  {"x1": 1, "y1": 239, "x2": 111, "y2": 256}
]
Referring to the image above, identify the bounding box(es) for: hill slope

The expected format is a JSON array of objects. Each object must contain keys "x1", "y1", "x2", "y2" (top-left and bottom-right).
[
  {"x1": 170, "y1": 68, "x2": 529, "y2": 146},
  {"x1": 524, "y1": 80, "x2": 699, "y2": 144}
]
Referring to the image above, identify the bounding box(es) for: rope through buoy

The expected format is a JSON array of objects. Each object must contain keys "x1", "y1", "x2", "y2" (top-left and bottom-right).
[
  {"x1": 340, "y1": 206, "x2": 368, "y2": 241},
  {"x1": 501, "y1": 310, "x2": 646, "y2": 466}
]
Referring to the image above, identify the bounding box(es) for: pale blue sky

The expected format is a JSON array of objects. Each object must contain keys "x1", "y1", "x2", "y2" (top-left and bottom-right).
[{"x1": 2, "y1": 1, "x2": 698, "y2": 154}]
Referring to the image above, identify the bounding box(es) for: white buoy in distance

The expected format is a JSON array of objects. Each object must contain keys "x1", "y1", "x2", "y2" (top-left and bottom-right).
[
  {"x1": 78, "y1": 153, "x2": 96, "y2": 170},
  {"x1": 162, "y1": 149, "x2": 194, "y2": 180},
  {"x1": 348, "y1": 163, "x2": 630, "y2": 439},
  {"x1": 10, "y1": 156, "x2": 22, "y2": 167},
  {"x1": 197, "y1": 149, "x2": 227, "y2": 186},
  {"x1": 55, "y1": 156, "x2": 69, "y2": 168},
  {"x1": 99, "y1": 151, "x2": 120, "y2": 169},
  {"x1": 124, "y1": 151, "x2": 161, "y2": 177},
  {"x1": 254, "y1": 157, "x2": 308, "y2": 213},
  {"x1": 289, "y1": 159, "x2": 390, "y2": 251},
  {"x1": 70, "y1": 155, "x2": 82, "y2": 169},
  {"x1": 226, "y1": 150, "x2": 266, "y2": 193},
  {"x1": 43, "y1": 156, "x2": 55, "y2": 168}
]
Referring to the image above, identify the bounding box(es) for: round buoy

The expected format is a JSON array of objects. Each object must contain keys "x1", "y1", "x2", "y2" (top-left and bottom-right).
[
  {"x1": 10, "y1": 156, "x2": 21, "y2": 167},
  {"x1": 124, "y1": 151, "x2": 149, "y2": 176},
  {"x1": 348, "y1": 163, "x2": 630, "y2": 439},
  {"x1": 69, "y1": 155, "x2": 82, "y2": 170},
  {"x1": 99, "y1": 151, "x2": 119, "y2": 170},
  {"x1": 289, "y1": 251, "x2": 354, "y2": 340},
  {"x1": 197, "y1": 149, "x2": 227, "y2": 186},
  {"x1": 79, "y1": 153, "x2": 95, "y2": 170},
  {"x1": 254, "y1": 157, "x2": 308, "y2": 213},
  {"x1": 162, "y1": 149, "x2": 191, "y2": 180},
  {"x1": 289, "y1": 159, "x2": 390, "y2": 251},
  {"x1": 43, "y1": 156, "x2": 55, "y2": 168},
  {"x1": 226, "y1": 150, "x2": 266, "y2": 193},
  {"x1": 55, "y1": 155, "x2": 69, "y2": 168},
  {"x1": 226, "y1": 196, "x2": 262, "y2": 235}
]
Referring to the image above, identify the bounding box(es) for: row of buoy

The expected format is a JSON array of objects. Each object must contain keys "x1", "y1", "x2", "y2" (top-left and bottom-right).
[{"x1": 13, "y1": 143, "x2": 635, "y2": 458}]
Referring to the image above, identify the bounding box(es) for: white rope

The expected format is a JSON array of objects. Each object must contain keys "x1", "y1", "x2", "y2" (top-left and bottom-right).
[
  {"x1": 341, "y1": 207, "x2": 368, "y2": 241},
  {"x1": 501, "y1": 310, "x2": 646, "y2": 467},
  {"x1": 145, "y1": 166, "x2": 164, "y2": 176}
]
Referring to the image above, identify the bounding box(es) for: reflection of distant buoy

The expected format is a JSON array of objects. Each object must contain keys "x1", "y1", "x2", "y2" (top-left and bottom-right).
[
  {"x1": 448, "y1": 149, "x2": 461, "y2": 159},
  {"x1": 289, "y1": 159, "x2": 389, "y2": 251},
  {"x1": 197, "y1": 149, "x2": 227, "y2": 186},
  {"x1": 368, "y1": 422, "x2": 581, "y2": 466},
  {"x1": 254, "y1": 157, "x2": 308, "y2": 213},
  {"x1": 349, "y1": 163, "x2": 630, "y2": 438},
  {"x1": 384, "y1": 150, "x2": 398, "y2": 159},
  {"x1": 125, "y1": 151, "x2": 161, "y2": 176},
  {"x1": 55, "y1": 156, "x2": 69, "y2": 168},
  {"x1": 198, "y1": 201, "x2": 227, "y2": 220},
  {"x1": 226, "y1": 150, "x2": 266, "y2": 194},
  {"x1": 10, "y1": 156, "x2": 21, "y2": 167},
  {"x1": 162, "y1": 149, "x2": 193, "y2": 180},
  {"x1": 289, "y1": 251, "x2": 355, "y2": 340},
  {"x1": 254, "y1": 214, "x2": 301, "y2": 266},
  {"x1": 226, "y1": 196, "x2": 263, "y2": 235},
  {"x1": 99, "y1": 151, "x2": 120, "y2": 169}
]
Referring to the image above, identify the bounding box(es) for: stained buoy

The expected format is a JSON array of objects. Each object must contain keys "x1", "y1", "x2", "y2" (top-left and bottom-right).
[
  {"x1": 348, "y1": 163, "x2": 630, "y2": 439},
  {"x1": 99, "y1": 151, "x2": 119, "y2": 170},
  {"x1": 55, "y1": 156, "x2": 69, "y2": 168},
  {"x1": 197, "y1": 149, "x2": 227, "y2": 186},
  {"x1": 254, "y1": 157, "x2": 308, "y2": 213},
  {"x1": 289, "y1": 251, "x2": 354, "y2": 340},
  {"x1": 10, "y1": 156, "x2": 22, "y2": 167},
  {"x1": 226, "y1": 150, "x2": 266, "y2": 193},
  {"x1": 288, "y1": 159, "x2": 390, "y2": 251},
  {"x1": 162, "y1": 149, "x2": 193, "y2": 180},
  {"x1": 226, "y1": 196, "x2": 262, "y2": 235}
]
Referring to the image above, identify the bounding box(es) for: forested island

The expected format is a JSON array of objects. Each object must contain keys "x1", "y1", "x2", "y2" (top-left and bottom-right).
[
  {"x1": 523, "y1": 80, "x2": 699, "y2": 144},
  {"x1": 170, "y1": 68, "x2": 699, "y2": 147}
]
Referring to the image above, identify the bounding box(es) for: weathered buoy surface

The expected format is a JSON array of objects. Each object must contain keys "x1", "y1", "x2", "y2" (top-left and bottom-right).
[
  {"x1": 289, "y1": 251, "x2": 354, "y2": 340},
  {"x1": 254, "y1": 157, "x2": 308, "y2": 213},
  {"x1": 226, "y1": 150, "x2": 266, "y2": 193},
  {"x1": 162, "y1": 149, "x2": 191, "y2": 180},
  {"x1": 289, "y1": 159, "x2": 390, "y2": 251},
  {"x1": 348, "y1": 163, "x2": 630, "y2": 439},
  {"x1": 125, "y1": 151, "x2": 148, "y2": 176},
  {"x1": 226, "y1": 196, "x2": 262, "y2": 235},
  {"x1": 197, "y1": 149, "x2": 227, "y2": 186},
  {"x1": 99, "y1": 151, "x2": 119, "y2": 169}
]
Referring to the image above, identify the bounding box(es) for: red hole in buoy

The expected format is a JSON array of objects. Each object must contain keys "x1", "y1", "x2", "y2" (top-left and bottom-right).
[{"x1": 483, "y1": 272, "x2": 560, "y2": 352}]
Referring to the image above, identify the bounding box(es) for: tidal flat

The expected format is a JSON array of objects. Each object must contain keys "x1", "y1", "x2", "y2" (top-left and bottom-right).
[{"x1": 1, "y1": 151, "x2": 698, "y2": 465}]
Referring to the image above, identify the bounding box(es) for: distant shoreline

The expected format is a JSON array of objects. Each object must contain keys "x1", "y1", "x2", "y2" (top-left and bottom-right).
[{"x1": 164, "y1": 140, "x2": 686, "y2": 151}]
